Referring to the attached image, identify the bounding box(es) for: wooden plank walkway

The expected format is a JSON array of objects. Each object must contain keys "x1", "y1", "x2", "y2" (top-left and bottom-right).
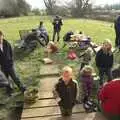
[{"x1": 22, "y1": 64, "x2": 107, "y2": 120}]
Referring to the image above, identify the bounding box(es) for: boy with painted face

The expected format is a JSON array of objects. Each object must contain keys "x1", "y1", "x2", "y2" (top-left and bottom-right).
[{"x1": 53, "y1": 66, "x2": 77, "y2": 116}]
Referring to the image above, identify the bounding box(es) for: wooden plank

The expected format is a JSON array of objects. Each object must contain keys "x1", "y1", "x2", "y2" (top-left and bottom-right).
[
  {"x1": 22, "y1": 112, "x2": 107, "y2": 120},
  {"x1": 40, "y1": 65, "x2": 59, "y2": 77},
  {"x1": 22, "y1": 104, "x2": 85, "y2": 119},
  {"x1": 39, "y1": 77, "x2": 59, "y2": 93},
  {"x1": 24, "y1": 99, "x2": 57, "y2": 109}
]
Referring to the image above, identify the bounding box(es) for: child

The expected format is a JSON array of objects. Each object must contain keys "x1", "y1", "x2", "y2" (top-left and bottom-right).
[
  {"x1": 80, "y1": 48, "x2": 92, "y2": 70},
  {"x1": 45, "y1": 41, "x2": 58, "y2": 57},
  {"x1": 79, "y1": 66, "x2": 93, "y2": 104},
  {"x1": 53, "y1": 66, "x2": 78, "y2": 116}
]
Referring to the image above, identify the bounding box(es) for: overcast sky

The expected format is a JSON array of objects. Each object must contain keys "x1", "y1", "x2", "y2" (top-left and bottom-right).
[{"x1": 26, "y1": 0, "x2": 120, "y2": 9}]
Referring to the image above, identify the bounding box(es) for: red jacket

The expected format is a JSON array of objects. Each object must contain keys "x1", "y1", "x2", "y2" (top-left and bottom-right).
[{"x1": 99, "y1": 80, "x2": 120, "y2": 115}]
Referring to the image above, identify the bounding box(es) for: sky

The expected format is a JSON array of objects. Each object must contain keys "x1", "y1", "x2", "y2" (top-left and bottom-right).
[{"x1": 26, "y1": 0, "x2": 120, "y2": 9}]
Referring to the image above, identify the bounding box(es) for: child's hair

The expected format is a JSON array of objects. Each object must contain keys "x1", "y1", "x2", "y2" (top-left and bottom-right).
[
  {"x1": 81, "y1": 65, "x2": 93, "y2": 75},
  {"x1": 62, "y1": 66, "x2": 73, "y2": 74}
]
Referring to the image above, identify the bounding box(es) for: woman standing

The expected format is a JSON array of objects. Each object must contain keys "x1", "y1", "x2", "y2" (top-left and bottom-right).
[{"x1": 95, "y1": 40, "x2": 113, "y2": 86}]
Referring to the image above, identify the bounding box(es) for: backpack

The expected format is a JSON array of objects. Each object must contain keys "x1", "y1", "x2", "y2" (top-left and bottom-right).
[
  {"x1": 63, "y1": 31, "x2": 74, "y2": 42},
  {"x1": 83, "y1": 99, "x2": 98, "y2": 113}
]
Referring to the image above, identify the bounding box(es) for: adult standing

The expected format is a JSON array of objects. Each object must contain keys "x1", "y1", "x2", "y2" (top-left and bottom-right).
[
  {"x1": 0, "y1": 31, "x2": 26, "y2": 93},
  {"x1": 52, "y1": 15, "x2": 63, "y2": 42},
  {"x1": 95, "y1": 40, "x2": 113, "y2": 86},
  {"x1": 114, "y1": 15, "x2": 120, "y2": 50}
]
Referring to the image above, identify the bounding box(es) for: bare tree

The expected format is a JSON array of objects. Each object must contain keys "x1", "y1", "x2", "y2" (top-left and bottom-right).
[
  {"x1": 70, "y1": 0, "x2": 92, "y2": 17},
  {"x1": 43, "y1": 0, "x2": 56, "y2": 15},
  {"x1": 0, "y1": 0, "x2": 31, "y2": 17}
]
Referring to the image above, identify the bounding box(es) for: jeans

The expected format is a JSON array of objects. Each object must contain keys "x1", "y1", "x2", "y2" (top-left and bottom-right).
[
  {"x1": 52, "y1": 30, "x2": 60, "y2": 42},
  {"x1": 1, "y1": 67, "x2": 24, "y2": 91},
  {"x1": 98, "y1": 68, "x2": 112, "y2": 85}
]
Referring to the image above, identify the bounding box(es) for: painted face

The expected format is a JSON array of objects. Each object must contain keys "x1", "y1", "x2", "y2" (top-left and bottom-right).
[
  {"x1": 63, "y1": 71, "x2": 72, "y2": 81},
  {"x1": 84, "y1": 71, "x2": 92, "y2": 76}
]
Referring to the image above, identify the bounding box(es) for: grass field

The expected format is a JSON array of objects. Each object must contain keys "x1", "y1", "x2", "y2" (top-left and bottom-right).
[
  {"x1": 0, "y1": 16, "x2": 119, "y2": 119},
  {"x1": 0, "y1": 15, "x2": 117, "y2": 87},
  {"x1": 0, "y1": 16, "x2": 115, "y2": 45}
]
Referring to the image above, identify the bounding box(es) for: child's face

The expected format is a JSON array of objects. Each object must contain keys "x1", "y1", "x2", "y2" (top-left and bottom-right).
[
  {"x1": 84, "y1": 71, "x2": 92, "y2": 76},
  {"x1": 62, "y1": 71, "x2": 72, "y2": 81}
]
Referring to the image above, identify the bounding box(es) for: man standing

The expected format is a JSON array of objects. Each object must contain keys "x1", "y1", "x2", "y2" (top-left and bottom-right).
[
  {"x1": 52, "y1": 15, "x2": 63, "y2": 42},
  {"x1": 0, "y1": 31, "x2": 26, "y2": 93},
  {"x1": 114, "y1": 15, "x2": 120, "y2": 50}
]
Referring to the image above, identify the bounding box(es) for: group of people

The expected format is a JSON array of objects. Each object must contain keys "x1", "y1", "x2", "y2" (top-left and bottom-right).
[
  {"x1": 53, "y1": 39, "x2": 115, "y2": 117},
  {"x1": 0, "y1": 15, "x2": 120, "y2": 120},
  {"x1": 0, "y1": 15, "x2": 63, "y2": 97},
  {"x1": 52, "y1": 16, "x2": 120, "y2": 119},
  {"x1": 36, "y1": 15, "x2": 63, "y2": 43}
]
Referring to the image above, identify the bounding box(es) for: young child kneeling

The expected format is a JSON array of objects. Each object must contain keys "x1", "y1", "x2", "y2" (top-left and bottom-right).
[
  {"x1": 53, "y1": 66, "x2": 78, "y2": 116},
  {"x1": 45, "y1": 41, "x2": 58, "y2": 57}
]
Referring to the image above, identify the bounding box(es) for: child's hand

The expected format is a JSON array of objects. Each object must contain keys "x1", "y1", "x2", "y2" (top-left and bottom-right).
[{"x1": 56, "y1": 97, "x2": 61, "y2": 102}]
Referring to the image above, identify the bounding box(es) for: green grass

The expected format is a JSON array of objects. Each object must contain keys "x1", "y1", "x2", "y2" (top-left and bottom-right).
[
  {"x1": 0, "y1": 16, "x2": 119, "y2": 118},
  {"x1": 0, "y1": 16, "x2": 115, "y2": 45},
  {"x1": 0, "y1": 15, "x2": 117, "y2": 86}
]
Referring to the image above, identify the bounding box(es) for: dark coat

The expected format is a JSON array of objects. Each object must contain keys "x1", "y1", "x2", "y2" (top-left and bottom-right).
[
  {"x1": 52, "y1": 18, "x2": 63, "y2": 32},
  {"x1": 0, "y1": 39, "x2": 13, "y2": 70},
  {"x1": 115, "y1": 16, "x2": 120, "y2": 32},
  {"x1": 55, "y1": 78, "x2": 77, "y2": 109},
  {"x1": 95, "y1": 49, "x2": 113, "y2": 69},
  {"x1": 63, "y1": 31, "x2": 74, "y2": 42}
]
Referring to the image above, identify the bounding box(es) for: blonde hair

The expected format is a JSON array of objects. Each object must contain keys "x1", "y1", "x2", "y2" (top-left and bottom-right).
[
  {"x1": 62, "y1": 66, "x2": 73, "y2": 74},
  {"x1": 81, "y1": 65, "x2": 93, "y2": 75},
  {"x1": 103, "y1": 39, "x2": 112, "y2": 48},
  {"x1": 102, "y1": 39, "x2": 112, "y2": 53}
]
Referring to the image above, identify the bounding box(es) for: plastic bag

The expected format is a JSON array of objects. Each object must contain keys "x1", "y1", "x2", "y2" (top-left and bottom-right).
[{"x1": 67, "y1": 50, "x2": 77, "y2": 60}]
